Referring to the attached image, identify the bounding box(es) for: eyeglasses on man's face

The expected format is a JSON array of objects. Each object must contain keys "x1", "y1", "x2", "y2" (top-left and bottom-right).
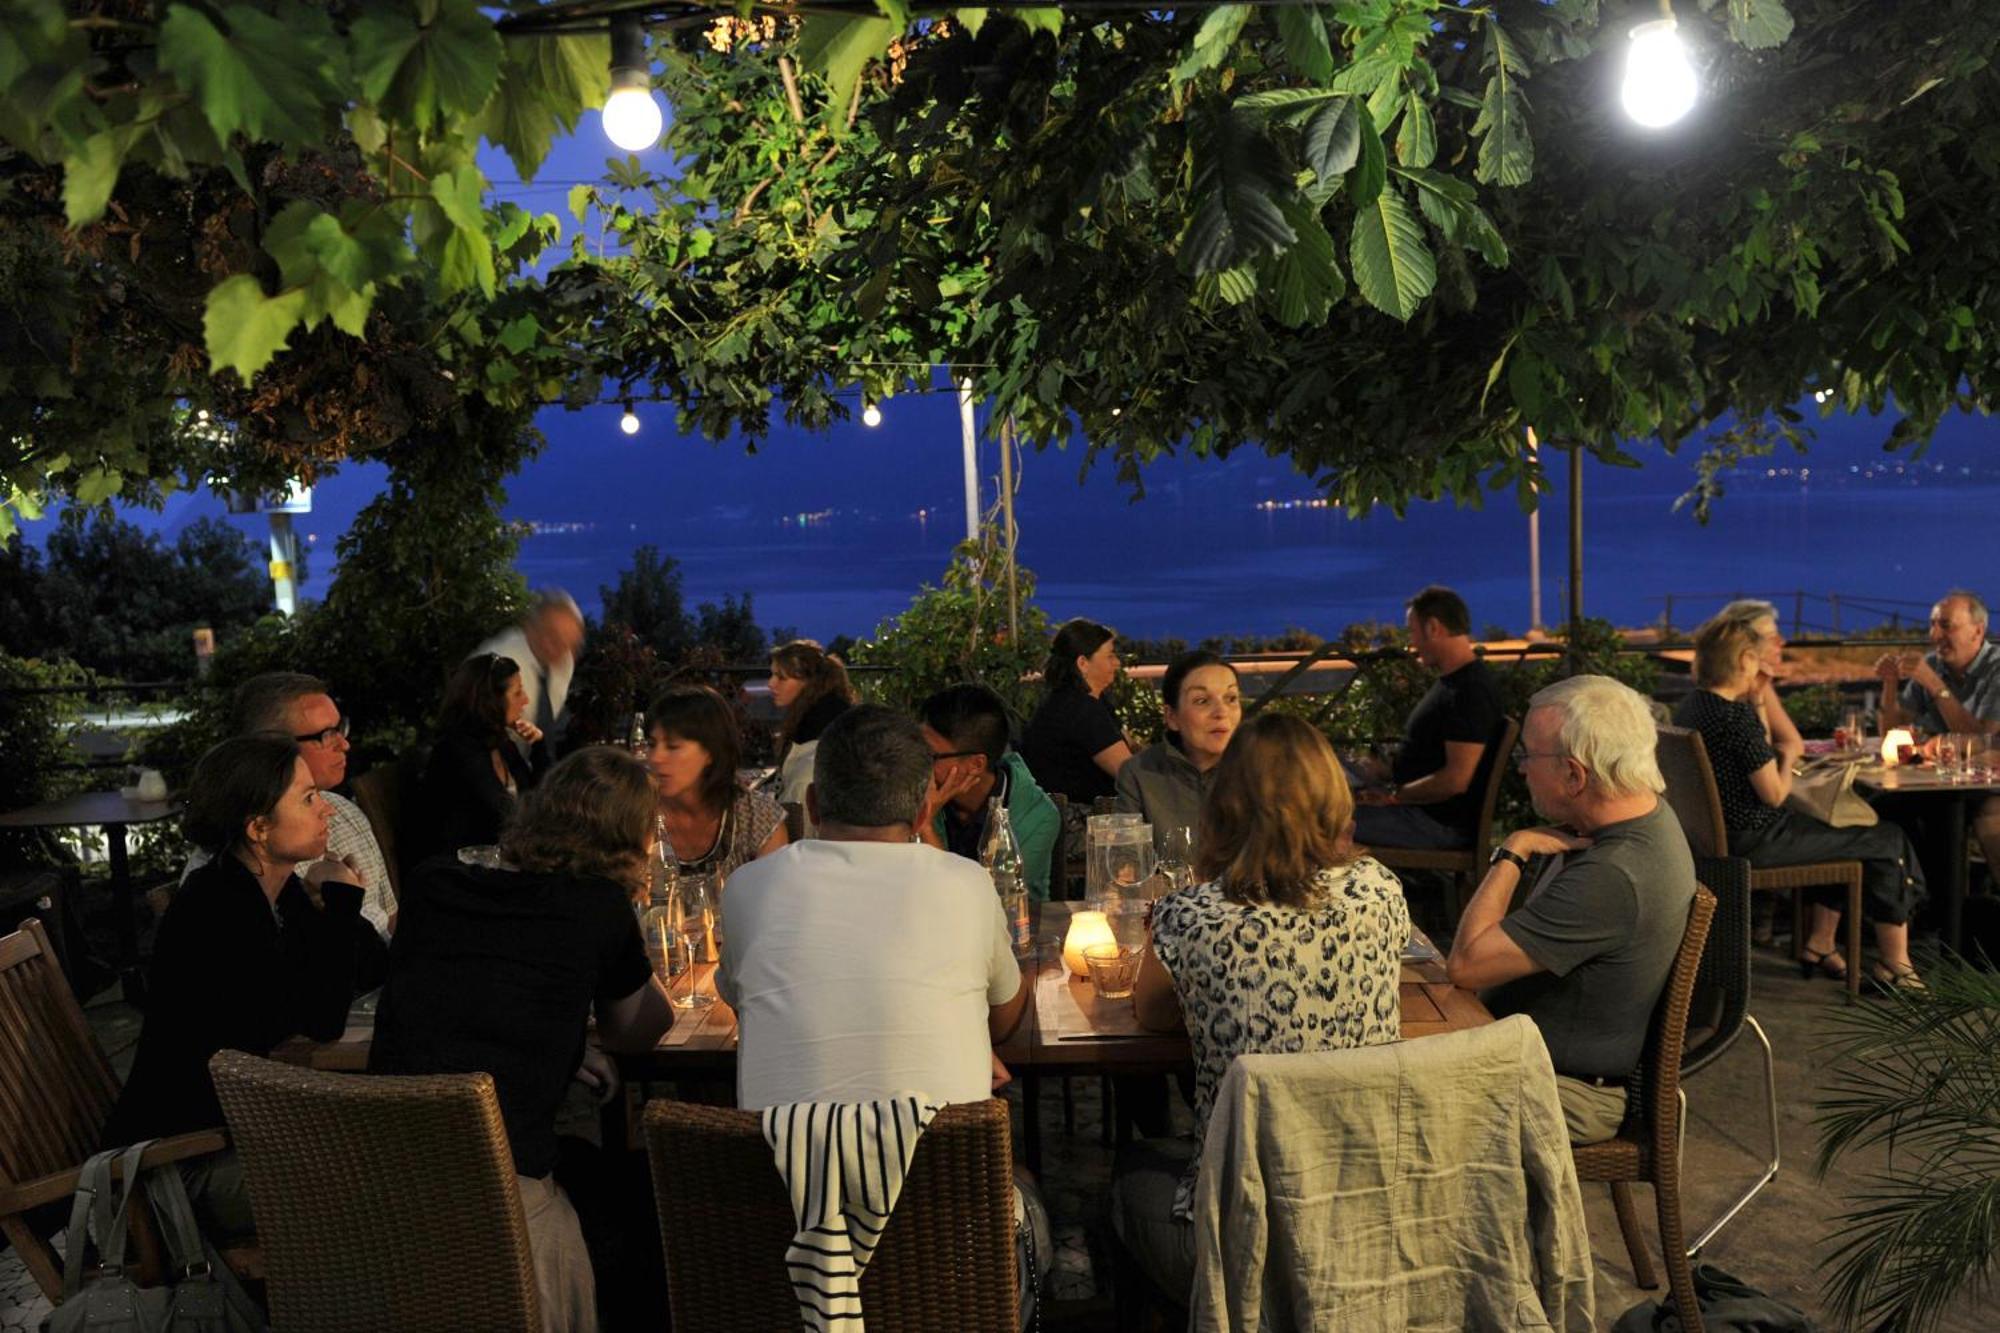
[
  {"x1": 295, "y1": 715, "x2": 351, "y2": 747},
  {"x1": 1512, "y1": 744, "x2": 1568, "y2": 770}
]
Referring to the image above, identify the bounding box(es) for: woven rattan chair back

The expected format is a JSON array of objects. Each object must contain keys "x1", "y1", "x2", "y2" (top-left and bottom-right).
[
  {"x1": 1655, "y1": 727, "x2": 1730, "y2": 860},
  {"x1": 209, "y1": 1051, "x2": 540, "y2": 1333},
  {"x1": 0, "y1": 919, "x2": 122, "y2": 1295},
  {"x1": 643, "y1": 1097, "x2": 1018, "y2": 1333}
]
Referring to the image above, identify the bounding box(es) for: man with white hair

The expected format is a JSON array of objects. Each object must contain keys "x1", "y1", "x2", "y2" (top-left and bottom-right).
[
  {"x1": 477, "y1": 589, "x2": 586, "y2": 756},
  {"x1": 1447, "y1": 674, "x2": 1696, "y2": 1143}
]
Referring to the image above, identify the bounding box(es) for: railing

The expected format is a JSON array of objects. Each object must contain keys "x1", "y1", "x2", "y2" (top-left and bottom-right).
[{"x1": 1656, "y1": 590, "x2": 1935, "y2": 638}]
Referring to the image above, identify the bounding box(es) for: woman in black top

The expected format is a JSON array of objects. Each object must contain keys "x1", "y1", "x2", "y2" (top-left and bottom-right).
[
  {"x1": 373, "y1": 747, "x2": 674, "y2": 1332},
  {"x1": 1674, "y1": 615, "x2": 1925, "y2": 990},
  {"x1": 105, "y1": 735, "x2": 373, "y2": 1237},
  {"x1": 1020, "y1": 617, "x2": 1134, "y2": 804},
  {"x1": 417, "y1": 651, "x2": 549, "y2": 860}
]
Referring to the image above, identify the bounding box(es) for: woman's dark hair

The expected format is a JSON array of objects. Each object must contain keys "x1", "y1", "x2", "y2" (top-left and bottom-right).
[
  {"x1": 183, "y1": 734, "x2": 305, "y2": 859},
  {"x1": 501, "y1": 747, "x2": 655, "y2": 902},
  {"x1": 440, "y1": 653, "x2": 518, "y2": 746},
  {"x1": 1160, "y1": 651, "x2": 1238, "y2": 721},
  {"x1": 1043, "y1": 618, "x2": 1115, "y2": 694},
  {"x1": 770, "y1": 639, "x2": 858, "y2": 744},
  {"x1": 646, "y1": 683, "x2": 742, "y2": 816}
]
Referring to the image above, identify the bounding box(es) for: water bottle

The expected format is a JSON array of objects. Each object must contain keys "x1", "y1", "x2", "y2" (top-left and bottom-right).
[
  {"x1": 982, "y1": 800, "x2": 1032, "y2": 955},
  {"x1": 630, "y1": 711, "x2": 648, "y2": 753},
  {"x1": 650, "y1": 812, "x2": 676, "y2": 907}
]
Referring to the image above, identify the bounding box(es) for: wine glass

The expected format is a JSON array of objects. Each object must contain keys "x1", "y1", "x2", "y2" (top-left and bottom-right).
[
  {"x1": 1157, "y1": 825, "x2": 1195, "y2": 893},
  {"x1": 669, "y1": 874, "x2": 718, "y2": 1008}
]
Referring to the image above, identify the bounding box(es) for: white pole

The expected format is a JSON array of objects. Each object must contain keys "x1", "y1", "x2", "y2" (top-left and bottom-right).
[
  {"x1": 958, "y1": 379, "x2": 980, "y2": 542},
  {"x1": 267, "y1": 511, "x2": 298, "y2": 616},
  {"x1": 1525, "y1": 425, "x2": 1543, "y2": 631}
]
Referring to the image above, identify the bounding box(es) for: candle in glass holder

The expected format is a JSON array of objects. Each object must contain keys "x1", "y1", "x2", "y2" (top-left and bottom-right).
[
  {"x1": 1062, "y1": 910, "x2": 1115, "y2": 978},
  {"x1": 1881, "y1": 728, "x2": 1915, "y2": 766}
]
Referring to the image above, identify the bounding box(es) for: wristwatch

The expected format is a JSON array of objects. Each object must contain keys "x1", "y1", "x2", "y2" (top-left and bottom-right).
[
  {"x1": 1488, "y1": 845, "x2": 1529, "y2": 873},
  {"x1": 1936, "y1": 686, "x2": 1954, "y2": 701}
]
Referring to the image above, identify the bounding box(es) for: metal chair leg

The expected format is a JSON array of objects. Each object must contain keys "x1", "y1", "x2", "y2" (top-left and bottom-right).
[{"x1": 1688, "y1": 1014, "x2": 1779, "y2": 1256}]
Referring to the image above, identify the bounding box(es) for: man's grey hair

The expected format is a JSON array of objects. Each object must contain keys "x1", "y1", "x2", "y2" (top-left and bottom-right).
[
  {"x1": 813, "y1": 705, "x2": 934, "y2": 829},
  {"x1": 1528, "y1": 674, "x2": 1664, "y2": 797},
  {"x1": 1938, "y1": 589, "x2": 1990, "y2": 632},
  {"x1": 1715, "y1": 599, "x2": 1778, "y2": 630},
  {"x1": 530, "y1": 587, "x2": 583, "y2": 625},
  {"x1": 230, "y1": 672, "x2": 328, "y2": 735}
]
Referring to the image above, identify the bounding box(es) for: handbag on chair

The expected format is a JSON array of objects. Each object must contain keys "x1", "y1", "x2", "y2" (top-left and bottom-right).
[{"x1": 1784, "y1": 756, "x2": 1878, "y2": 829}]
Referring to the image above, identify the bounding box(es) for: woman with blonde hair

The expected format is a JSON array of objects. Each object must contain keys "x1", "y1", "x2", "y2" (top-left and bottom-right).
[
  {"x1": 1113, "y1": 712, "x2": 1409, "y2": 1297},
  {"x1": 765, "y1": 639, "x2": 859, "y2": 810},
  {"x1": 373, "y1": 747, "x2": 675, "y2": 1333}
]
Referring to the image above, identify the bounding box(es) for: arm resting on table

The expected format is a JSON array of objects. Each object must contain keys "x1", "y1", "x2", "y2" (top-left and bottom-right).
[{"x1": 597, "y1": 974, "x2": 675, "y2": 1053}]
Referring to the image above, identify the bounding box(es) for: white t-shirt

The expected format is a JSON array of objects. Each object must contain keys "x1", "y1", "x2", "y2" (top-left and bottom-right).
[{"x1": 718, "y1": 839, "x2": 1020, "y2": 1110}]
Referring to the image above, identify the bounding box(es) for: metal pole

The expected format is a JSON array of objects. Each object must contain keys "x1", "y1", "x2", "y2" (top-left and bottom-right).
[
  {"x1": 267, "y1": 511, "x2": 298, "y2": 616},
  {"x1": 1526, "y1": 426, "x2": 1542, "y2": 631},
  {"x1": 957, "y1": 379, "x2": 980, "y2": 544},
  {"x1": 999, "y1": 416, "x2": 1020, "y2": 644},
  {"x1": 1568, "y1": 443, "x2": 1583, "y2": 655}
]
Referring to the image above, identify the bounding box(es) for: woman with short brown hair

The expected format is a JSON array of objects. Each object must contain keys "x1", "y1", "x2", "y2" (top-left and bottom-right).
[{"x1": 1114, "y1": 713, "x2": 1410, "y2": 1299}]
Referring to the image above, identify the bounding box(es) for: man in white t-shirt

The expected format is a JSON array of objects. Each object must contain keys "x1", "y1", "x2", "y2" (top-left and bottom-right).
[{"x1": 719, "y1": 705, "x2": 1029, "y2": 1110}]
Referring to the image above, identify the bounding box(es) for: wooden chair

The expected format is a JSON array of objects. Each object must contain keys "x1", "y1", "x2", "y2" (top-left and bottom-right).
[
  {"x1": 1572, "y1": 885, "x2": 1717, "y2": 1333},
  {"x1": 1370, "y1": 715, "x2": 1522, "y2": 919},
  {"x1": 1655, "y1": 726, "x2": 1861, "y2": 999},
  {"x1": 208, "y1": 1051, "x2": 540, "y2": 1333},
  {"x1": 643, "y1": 1097, "x2": 1018, "y2": 1333},
  {"x1": 0, "y1": 919, "x2": 245, "y2": 1300},
  {"x1": 348, "y1": 761, "x2": 409, "y2": 901}
]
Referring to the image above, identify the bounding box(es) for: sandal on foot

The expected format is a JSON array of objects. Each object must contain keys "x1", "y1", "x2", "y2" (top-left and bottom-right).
[
  {"x1": 1800, "y1": 947, "x2": 1849, "y2": 982},
  {"x1": 1868, "y1": 963, "x2": 1926, "y2": 995}
]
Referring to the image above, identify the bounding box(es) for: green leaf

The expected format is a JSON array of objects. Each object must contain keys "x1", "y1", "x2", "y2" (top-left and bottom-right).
[
  {"x1": 795, "y1": 15, "x2": 894, "y2": 124},
  {"x1": 1727, "y1": 0, "x2": 1794, "y2": 50},
  {"x1": 1348, "y1": 183, "x2": 1434, "y2": 320},
  {"x1": 62, "y1": 130, "x2": 124, "y2": 226},
  {"x1": 352, "y1": 0, "x2": 503, "y2": 133},
  {"x1": 347, "y1": 103, "x2": 386, "y2": 155},
  {"x1": 1329, "y1": 54, "x2": 1398, "y2": 96},
  {"x1": 568, "y1": 183, "x2": 594, "y2": 224},
  {"x1": 1301, "y1": 97, "x2": 1360, "y2": 184},
  {"x1": 478, "y1": 34, "x2": 608, "y2": 179},
  {"x1": 1508, "y1": 349, "x2": 1544, "y2": 420},
  {"x1": 439, "y1": 227, "x2": 496, "y2": 297},
  {"x1": 1474, "y1": 20, "x2": 1533, "y2": 187},
  {"x1": 1349, "y1": 100, "x2": 1386, "y2": 206},
  {"x1": 1182, "y1": 106, "x2": 1298, "y2": 274},
  {"x1": 955, "y1": 9, "x2": 989, "y2": 37},
  {"x1": 1235, "y1": 88, "x2": 1341, "y2": 120},
  {"x1": 157, "y1": 3, "x2": 339, "y2": 147},
  {"x1": 1270, "y1": 196, "x2": 1342, "y2": 327},
  {"x1": 203, "y1": 274, "x2": 309, "y2": 380},
  {"x1": 73, "y1": 467, "x2": 123, "y2": 506},
  {"x1": 1012, "y1": 8, "x2": 1064, "y2": 36},
  {"x1": 497, "y1": 314, "x2": 542, "y2": 354},
  {"x1": 1173, "y1": 6, "x2": 1250, "y2": 85},
  {"x1": 1276, "y1": 5, "x2": 1334, "y2": 84},
  {"x1": 1395, "y1": 90, "x2": 1435, "y2": 168},
  {"x1": 430, "y1": 167, "x2": 487, "y2": 235}
]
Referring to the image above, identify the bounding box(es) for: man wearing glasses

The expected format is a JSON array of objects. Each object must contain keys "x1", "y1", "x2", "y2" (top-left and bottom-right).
[
  {"x1": 915, "y1": 684, "x2": 1061, "y2": 901},
  {"x1": 182, "y1": 672, "x2": 396, "y2": 944}
]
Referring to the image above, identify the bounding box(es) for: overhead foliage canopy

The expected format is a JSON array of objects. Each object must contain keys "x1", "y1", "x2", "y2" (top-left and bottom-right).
[{"x1": 3, "y1": 0, "x2": 1998, "y2": 531}]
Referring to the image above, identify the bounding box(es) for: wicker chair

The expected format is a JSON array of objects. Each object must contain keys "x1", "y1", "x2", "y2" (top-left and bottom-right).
[
  {"x1": 208, "y1": 1051, "x2": 540, "y2": 1333},
  {"x1": 1370, "y1": 715, "x2": 1522, "y2": 919},
  {"x1": 0, "y1": 919, "x2": 249, "y2": 1300},
  {"x1": 643, "y1": 1097, "x2": 1018, "y2": 1332},
  {"x1": 1571, "y1": 885, "x2": 1717, "y2": 1333},
  {"x1": 1655, "y1": 726, "x2": 1861, "y2": 999}
]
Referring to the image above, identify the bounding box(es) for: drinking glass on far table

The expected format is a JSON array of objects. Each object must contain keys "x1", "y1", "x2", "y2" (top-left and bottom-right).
[
  {"x1": 1083, "y1": 943, "x2": 1142, "y2": 1000},
  {"x1": 1967, "y1": 733, "x2": 1991, "y2": 782}
]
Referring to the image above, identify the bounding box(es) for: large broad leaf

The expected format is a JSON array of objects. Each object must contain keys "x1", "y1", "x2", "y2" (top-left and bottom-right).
[
  {"x1": 1349, "y1": 183, "x2": 1434, "y2": 321},
  {"x1": 157, "y1": 3, "x2": 339, "y2": 147},
  {"x1": 61, "y1": 130, "x2": 124, "y2": 226},
  {"x1": 1302, "y1": 98, "x2": 1361, "y2": 184},
  {"x1": 351, "y1": 0, "x2": 504, "y2": 135},
  {"x1": 1395, "y1": 165, "x2": 1509, "y2": 267},
  {"x1": 1012, "y1": 8, "x2": 1064, "y2": 36},
  {"x1": 1395, "y1": 90, "x2": 1435, "y2": 168},
  {"x1": 796, "y1": 14, "x2": 894, "y2": 124},
  {"x1": 1182, "y1": 106, "x2": 1298, "y2": 274},
  {"x1": 478, "y1": 34, "x2": 608, "y2": 181},
  {"x1": 1348, "y1": 100, "x2": 1386, "y2": 207},
  {"x1": 1236, "y1": 87, "x2": 1340, "y2": 121},
  {"x1": 1276, "y1": 5, "x2": 1334, "y2": 84},
  {"x1": 1270, "y1": 196, "x2": 1343, "y2": 327},
  {"x1": 1173, "y1": 6, "x2": 1251, "y2": 85},
  {"x1": 1473, "y1": 20, "x2": 1533, "y2": 187},
  {"x1": 204, "y1": 274, "x2": 309, "y2": 380},
  {"x1": 1727, "y1": 0, "x2": 1794, "y2": 50}
]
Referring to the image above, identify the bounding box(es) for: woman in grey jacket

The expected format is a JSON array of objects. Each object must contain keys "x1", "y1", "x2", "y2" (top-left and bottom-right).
[{"x1": 1115, "y1": 651, "x2": 1243, "y2": 850}]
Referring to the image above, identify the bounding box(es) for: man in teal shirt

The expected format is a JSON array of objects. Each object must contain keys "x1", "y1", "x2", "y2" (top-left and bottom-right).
[{"x1": 916, "y1": 684, "x2": 1061, "y2": 900}]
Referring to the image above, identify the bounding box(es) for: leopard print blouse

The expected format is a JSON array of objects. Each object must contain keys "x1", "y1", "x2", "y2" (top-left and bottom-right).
[{"x1": 1150, "y1": 859, "x2": 1410, "y2": 1219}]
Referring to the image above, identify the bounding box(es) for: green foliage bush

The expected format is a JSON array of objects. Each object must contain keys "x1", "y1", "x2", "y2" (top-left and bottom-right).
[{"x1": 0, "y1": 651, "x2": 90, "y2": 863}]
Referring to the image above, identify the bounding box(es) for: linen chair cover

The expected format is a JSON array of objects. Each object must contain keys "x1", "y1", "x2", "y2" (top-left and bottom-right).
[
  {"x1": 1188, "y1": 1014, "x2": 1595, "y2": 1333},
  {"x1": 1571, "y1": 886, "x2": 1718, "y2": 1333},
  {"x1": 1655, "y1": 726, "x2": 1860, "y2": 997},
  {"x1": 208, "y1": 1050, "x2": 539, "y2": 1333},
  {"x1": 642, "y1": 1097, "x2": 1017, "y2": 1333}
]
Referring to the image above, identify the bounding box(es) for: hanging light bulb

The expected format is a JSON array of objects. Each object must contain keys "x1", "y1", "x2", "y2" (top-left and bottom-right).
[
  {"x1": 603, "y1": 19, "x2": 663, "y2": 151},
  {"x1": 619, "y1": 400, "x2": 640, "y2": 435},
  {"x1": 1621, "y1": 17, "x2": 1697, "y2": 128},
  {"x1": 862, "y1": 402, "x2": 883, "y2": 428}
]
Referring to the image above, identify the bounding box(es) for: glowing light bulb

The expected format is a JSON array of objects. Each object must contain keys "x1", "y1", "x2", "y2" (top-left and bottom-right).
[
  {"x1": 619, "y1": 401, "x2": 640, "y2": 435},
  {"x1": 862, "y1": 402, "x2": 883, "y2": 428},
  {"x1": 603, "y1": 85, "x2": 663, "y2": 151},
  {"x1": 1621, "y1": 19, "x2": 1697, "y2": 129}
]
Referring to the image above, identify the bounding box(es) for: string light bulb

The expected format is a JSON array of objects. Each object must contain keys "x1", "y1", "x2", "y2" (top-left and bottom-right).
[
  {"x1": 619, "y1": 400, "x2": 640, "y2": 435},
  {"x1": 603, "y1": 19, "x2": 663, "y2": 151},
  {"x1": 862, "y1": 402, "x2": 883, "y2": 428},
  {"x1": 1621, "y1": 16, "x2": 1697, "y2": 128}
]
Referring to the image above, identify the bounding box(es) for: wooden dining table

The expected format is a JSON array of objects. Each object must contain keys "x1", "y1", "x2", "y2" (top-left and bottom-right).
[
  {"x1": 1857, "y1": 760, "x2": 2000, "y2": 953},
  {"x1": 278, "y1": 901, "x2": 1494, "y2": 1171}
]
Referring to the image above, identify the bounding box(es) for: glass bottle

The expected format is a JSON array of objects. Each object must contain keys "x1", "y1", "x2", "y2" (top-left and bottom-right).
[
  {"x1": 982, "y1": 799, "x2": 1032, "y2": 955},
  {"x1": 630, "y1": 711, "x2": 649, "y2": 753}
]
